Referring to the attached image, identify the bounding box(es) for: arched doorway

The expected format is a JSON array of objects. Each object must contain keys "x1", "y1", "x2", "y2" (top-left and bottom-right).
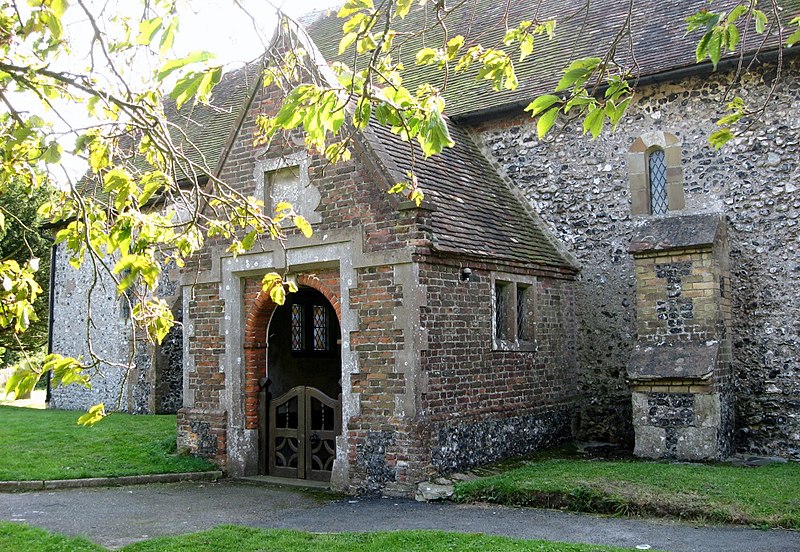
[{"x1": 260, "y1": 286, "x2": 342, "y2": 482}]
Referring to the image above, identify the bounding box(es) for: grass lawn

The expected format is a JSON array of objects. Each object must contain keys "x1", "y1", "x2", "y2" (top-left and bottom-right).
[
  {"x1": 454, "y1": 451, "x2": 800, "y2": 529},
  {"x1": 0, "y1": 406, "x2": 215, "y2": 481},
  {"x1": 0, "y1": 523, "x2": 638, "y2": 552}
]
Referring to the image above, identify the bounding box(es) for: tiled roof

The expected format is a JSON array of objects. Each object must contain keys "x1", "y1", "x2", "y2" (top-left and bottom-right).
[
  {"x1": 76, "y1": 61, "x2": 261, "y2": 199},
  {"x1": 306, "y1": 0, "x2": 795, "y2": 119},
  {"x1": 364, "y1": 120, "x2": 571, "y2": 267},
  {"x1": 164, "y1": 60, "x2": 263, "y2": 177}
]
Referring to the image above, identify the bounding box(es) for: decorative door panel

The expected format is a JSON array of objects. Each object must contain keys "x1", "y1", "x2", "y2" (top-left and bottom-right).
[
  {"x1": 268, "y1": 386, "x2": 340, "y2": 481},
  {"x1": 305, "y1": 388, "x2": 340, "y2": 481}
]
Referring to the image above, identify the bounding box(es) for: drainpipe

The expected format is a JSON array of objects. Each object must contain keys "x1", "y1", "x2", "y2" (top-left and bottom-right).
[{"x1": 45, "y1": 242, "x2": 57, "y2": 405}]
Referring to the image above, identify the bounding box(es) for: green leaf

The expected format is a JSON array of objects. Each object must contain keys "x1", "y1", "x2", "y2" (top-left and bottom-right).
[
  {"x1": 395, "y1": 0, "x2": 413, "y2": 18},
  {"x1": 293, "y1": 215, "x2": 313, "y2": 238},
  {"x1": 418, "y1": 107, "x2": 455, "y2": 157},
  {"x1": 4, "y1": 365, "x2": 40, "y2": 399},
  {"x1": 754, "y1": 10, "x2": 768, "y2": 34},
  {"x1": 536, "y1": 107, "x2": 559, "y2": 139},
  {"x1": 519, "y1": 34, "x2": 534, "y2": 61},
  {"x1": 787, "y1": 28, "x2": 800, "y2": 47},
  {"x1": 88, "y1": 139, "x2": 111, "y2": 173},
  {"x1": 139, "y1": 171, "x2": 169, "y2": 205},
  {"x1": 388, "y1": 182, "x2": 407, "y2": 194},
  {"x1": 708, "y1": 31, "x2": 723, "y2": 68},
  {"x1": 270, "y1": 283, "x2": 286, "y2": 306},
  {"x1": 262, "y1": 272, "x2": 282, "y2": 288},
  {"x1": 136, "y1": 16, "x2": 163, "y2": 45},
  {"x1": 416, "y1": 48, "x2": 438, "y2": 65},
  {"x1": 241, "y1": 230, "x2": 257, "y2": 251},
  {"x1": 524, "y1": 94, "x2": 560, "y2": 117},
  {"x1": 556, "y1": 68, "x2": 588, "y2": 92},
  {"x1": 157, "y1": 51, "x2": 214, "y2": 81},
  {"x1": 724, "y1": 24, "x2": 739, "y2": 52},
  {"x1": 686, "y1": 11, "x2": 720, "y2": 32},
  {"x1": 446, "y1": 36, "x2": 465, "y2": 60},
  {"x1": 49, "y1": 0, "x2": 68, "y2": 17},
  {"x1": 42, "y1": 141, "x2": 62, "y2": 163},
  {"x1": 583, "y1": 106, "x2": 605, "y2": 138},
  {"x1": 77, "y1": 403, "x2": 106, "y2": 426},
  {"x1": 196, "y1": 66, "x2": 223, "y2": 102},
  {"x1": 170, "y1": 66, "x2": 221, "y2": 109},
  {"x1": 709, "y1": 128, "x2": 734, "y2": 149},
  {"x1": 338, "y1": 0, "x2": 374, "y2": 18},
  {"x1": 339, "y1": 32, "x2": 358, "y2": 54},
  {"x1": 695, "y1": 32, "x2": 711, "y2": 63},
  {"x1": 726, "y1": 5, "x2": 747, "y2": 25},
  {"x1": 608, "y1": 97, "x2": 631, "y2": 127},
  {"x1": 159, "y1": 17, "x2": 179, "y2": 53}
]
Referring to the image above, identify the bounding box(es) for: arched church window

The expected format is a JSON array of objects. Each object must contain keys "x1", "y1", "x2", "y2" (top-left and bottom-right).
[
  {"x1": 628, "y1": 131, "x2": 685, "y2": 216},
  {"x1": 648, "y1": 148, "x2": 669, "y2": 215}
]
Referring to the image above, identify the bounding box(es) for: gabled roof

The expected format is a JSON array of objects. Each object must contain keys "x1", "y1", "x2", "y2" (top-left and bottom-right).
[
  {"x1": 286, "y1": 19, "x2": 575, "y2": 268},
  {"x1": 306, "y1": 0, "x2": 797, "y2": 119},
  {"x1": 364, "y1": 120, "x2": 570, "y2": 266},
  {"x1": 164, "y1": 60, "x2": 263, "y2": 178}
]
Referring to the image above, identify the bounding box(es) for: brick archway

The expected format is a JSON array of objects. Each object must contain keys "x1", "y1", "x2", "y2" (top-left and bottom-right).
[{"x1": 242, "y1": 273, "x2": 341, "y2": 430}]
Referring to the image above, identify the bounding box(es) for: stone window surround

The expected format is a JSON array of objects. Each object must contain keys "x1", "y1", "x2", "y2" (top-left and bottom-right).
[
  {"x1": 254, "y1": 151, "x2": 322, "y2": 225},
  {"x1": 491, "y1": 272, "x2": 537, "y2": 352},
  {"x1": 628, "y1": 131, "x2": 685, "y2": 216}
]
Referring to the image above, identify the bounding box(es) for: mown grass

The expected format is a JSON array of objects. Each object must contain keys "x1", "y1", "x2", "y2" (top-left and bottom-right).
[
  {"x1": 0, "y1": 406, "x2": 215, "y2": 481},
  {"x1": 0, "y1": 523, "x2": 103, "y2": 552},
  {"x1": 454, "y1": 453, "x2": 800, "y2": 528},
  {"x1": 0, "y1": 523, "x2": 639, "y2": 552}
]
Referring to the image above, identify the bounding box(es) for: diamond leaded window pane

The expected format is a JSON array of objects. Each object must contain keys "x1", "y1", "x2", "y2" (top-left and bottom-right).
[
  {"x1": 649, "y1": 149, "x2": 669, "y2": 215},
  {"x1": 313, "y1": 305, "x2": 328, "y2": 351},
  {"x1": 495, "y1": 283, "x2": 507, "y2": 339},
  {"x1": 291, "y1": 303, "x2": 303, "y2": 351},
  {"x1": 517, "y1": 285, "x2": 527, "y2": 341}
]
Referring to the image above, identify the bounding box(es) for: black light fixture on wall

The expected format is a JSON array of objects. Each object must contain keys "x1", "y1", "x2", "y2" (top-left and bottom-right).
[{"x1": 460, "y1": 267, "x2": 472, "y2": 281}]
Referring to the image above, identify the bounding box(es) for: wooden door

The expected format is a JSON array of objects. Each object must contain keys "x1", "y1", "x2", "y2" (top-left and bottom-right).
[{"x1": 268, "y1": 386, "x2": 341, "y2": 481}]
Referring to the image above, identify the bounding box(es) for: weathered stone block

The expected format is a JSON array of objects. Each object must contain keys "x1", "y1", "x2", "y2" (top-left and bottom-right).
[
  {"x1": 675, "y1": 427, "x2": 719, "y2": 460},
  {"x1": 693, "y1": 393, "x2": 721, "y2": 428},
  {"x1": 631, "y1": 392, "x2": 649, "y2": 427},
  {"x1": 634, "y1": 426, "x2": 666, "y2": 458},
  {"x1": 627, "y1": 152, "x2": 646, "y2": 174}
]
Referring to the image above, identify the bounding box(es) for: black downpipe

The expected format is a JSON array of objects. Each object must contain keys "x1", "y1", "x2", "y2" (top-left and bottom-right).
[{"x1": 45, "y1": 242, "x2": 57, "y2": 405}]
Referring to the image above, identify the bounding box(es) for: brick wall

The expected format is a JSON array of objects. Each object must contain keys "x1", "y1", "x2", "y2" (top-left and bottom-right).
[
  {"x1": 418, "y1": 258, "x2": 578, "y2": 472},
  {"x1": 346, "y1": 264, "x2": 414, "y2": 492},
  {"x1": 213, "y1": 78, "x2": 427, "y2": 259}
]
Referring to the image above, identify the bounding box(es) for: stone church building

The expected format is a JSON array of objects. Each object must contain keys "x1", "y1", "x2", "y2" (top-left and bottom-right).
[{"x1": 50, "y1": 0, "x2": 799, "y2": 494}]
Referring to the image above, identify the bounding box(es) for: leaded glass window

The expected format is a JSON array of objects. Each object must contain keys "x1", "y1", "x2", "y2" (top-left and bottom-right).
[
  {"x1": 291, "y1": 303, "x2": 304, "y2": 351},
  {"x1": 648, "y1": 148, "x2": 668, "y2": 215},
  {"x1": 495, "y1": 282, "x2": 507, "y2": 339},
  {"x1": 517, "y1": 285, "x2": 528, "y2": 341},
  {"x1": 312, "y1": 305, "x2": 329, "y2": 351}
]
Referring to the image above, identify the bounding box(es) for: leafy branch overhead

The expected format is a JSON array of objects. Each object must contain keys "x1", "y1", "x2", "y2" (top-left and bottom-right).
[
  {"x1": 0, "y1": 0, "x2": 302, "y2": 422},
  {"x1": 523, "y1": 0, "x2": 799, "y2": 149}
]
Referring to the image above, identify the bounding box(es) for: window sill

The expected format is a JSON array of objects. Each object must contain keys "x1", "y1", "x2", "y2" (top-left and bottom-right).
[{"x1": 492, "y1": 338, "x2": 537, "y2": 352}]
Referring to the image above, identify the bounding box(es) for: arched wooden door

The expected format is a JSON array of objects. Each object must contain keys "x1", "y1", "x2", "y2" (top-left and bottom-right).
[{"x1": 260, "y1": 286, "x2": 342, "y2": 482}]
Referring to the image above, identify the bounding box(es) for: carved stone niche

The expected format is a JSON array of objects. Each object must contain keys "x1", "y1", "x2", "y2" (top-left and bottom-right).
[{"x1": 626, "y1": 213, "x2": 733, "y2": 461}]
